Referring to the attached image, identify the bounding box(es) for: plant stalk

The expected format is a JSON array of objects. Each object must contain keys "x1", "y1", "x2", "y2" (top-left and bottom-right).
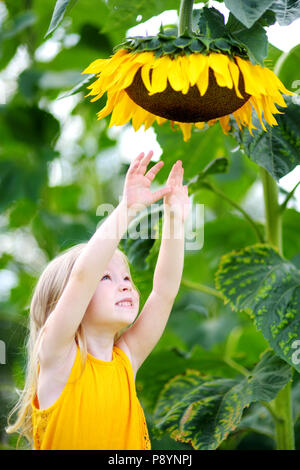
[
  {"x1": 181, "y1": 278, "x2": 224, "y2": 299},
  {"x1": 178, "y1": 0, "x2": 194, "y2": 35},
  {"x1": 207, "y1": 182, "x2": 264, "y2": 242},
  {"x1": 260, "y1": 166, "x2": 295, "y2": 450},
  {"x1": 260, "y1": 167, "x2": 282, "y2": 253}
]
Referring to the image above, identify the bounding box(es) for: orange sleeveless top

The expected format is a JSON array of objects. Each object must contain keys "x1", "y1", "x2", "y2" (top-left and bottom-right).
[{"x1": 31, "y1": 345, "x2": 151, "y2": 450}]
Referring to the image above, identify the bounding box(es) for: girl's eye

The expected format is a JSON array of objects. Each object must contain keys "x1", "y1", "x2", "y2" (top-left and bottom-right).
[
  {"x1": 102, "y1": 274, "x2": 111, "y2": 280},
  {"x1": 124, "y1": 276, "x2": 130, "y2": 281}
]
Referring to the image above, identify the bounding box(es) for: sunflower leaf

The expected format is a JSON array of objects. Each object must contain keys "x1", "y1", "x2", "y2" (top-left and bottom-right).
[
  {"x1": 161, "y1": 42, "x2": 177, "y2": 54},
  {"x1": 189, "y1": 38, "x2": 205, "y2": 53},
  {"x1": 197, "y1": 6, "x2": 227, "y2": 39},
  {"x1": 173, "y1": 37, "x2": 192, "y2": 48},
  {"x1": 153, "y1": 349, "x2": 291, "y2": 449},
  {"x1": 224, "y1": 0, "x2": 274, "y2": 29},
  {"x1": 45, "y1": 0, "x2": 79, "y2": 38},
  {"x1": 230, "y1": 22, "x2": 268, "y2": 65},
  {"x1": 231, "y1": 97, "x2": 300, "y2": 180},
  {"x1": 269, "y1": 0, "x2": 300, "y2": 25},
  {"x1": 215, "y1": 243, "x2": 300, "y2": 372}
]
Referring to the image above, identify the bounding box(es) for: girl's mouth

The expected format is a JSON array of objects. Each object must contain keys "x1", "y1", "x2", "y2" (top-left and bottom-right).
[{"x1": 115, "y1": 301, "x2": 133, "y2": 308}]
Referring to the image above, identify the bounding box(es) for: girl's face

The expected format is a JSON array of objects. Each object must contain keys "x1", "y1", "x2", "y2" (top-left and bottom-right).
[{"x1": 84, "y1": 253, "x2": 139, "y2": 330}]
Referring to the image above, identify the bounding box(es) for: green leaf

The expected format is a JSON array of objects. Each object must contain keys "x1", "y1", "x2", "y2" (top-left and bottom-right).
[
  {"x1": 231, "y1": 21, "x2": 268, "y2": 65},
  {"x1": 189, "y1": 38, "x2": 205, "y2": 53},
  {"x1": 224, "y1": 0, "x2": 274, "y2": 28},
  {"x1": 232, "y1": 97, "x2": 300, "y2": 181},
  {"x1": 102, "y1": 0, "x2": 177, "y2": 44},
  {"x1": 161, "y1": 42, "x2": 177, "y2": 54},
  {"x1": 197, "y1": 157, "x2": 229, "y2": 179},
  {"x1": 153, "y1": 350, "x2": 291, "y2": 449},
  {"x1": 173, "y1": 37, "x2": 192, "y2": 48},
  {"x1": 215, "y1": 243, "x2": 300, "y2": 373},
  {"x1": 277, "y1": 44, "x2": 300, "y2": 91},
  {"x1": 197, "y1": 6, "x2": 227, "y2": 38},
  {"x1": 57, "y1": 74, "x2": 96, "y2": 100},
  {"x1": 137, "y1": 344, "x2": 239, "y2": 412},
  {"x1": 45, "y1": 0, "x2": 79, "y2": 38},
  {"x1": 188, "y1": 158, "x2": 229, "y2": 193},
  {"x1": 0, "y1": 11, "x2": 36, "y2": 40},
  {"x1": 270, "y1": 0, "x2": 300, "y2": 25}
]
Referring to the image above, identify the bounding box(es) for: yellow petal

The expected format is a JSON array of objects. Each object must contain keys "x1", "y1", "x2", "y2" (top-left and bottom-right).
[
  {"x1": 196, "y1": 62, "x2": 209, "y2": 96},
  {"x1": 168, "y1": 57, "x2": 185, "y2": 92},
  {"x1": 208, "y1": 53, "x2": 233, "y2": 89},
  {"x1": 260, "y1": 95, "x2": 278, "y2": 126},
  {"x1": 109, "y1": 91, "x2": 133, "y2": 127},
  {"x1": 156, "y1": 116, "x2": 167, "y2": 125},
  {"x1": 213, "y1": 71, "x2": 230, "y2": 88},
  {"x1": 250, "y1": 96, "x2": 267, "y2": 131},
  {"x1": 149, "y1": 56, "x2": 171, "y2": 94},
  {"x1": 141, "y1": 62, "x2": 154, "y2": 92},
  {"x1": 96, "y1": 91, "x2": 120, "y2": 120},
  {"x1": 178, "y1": 122, "x2": 192, "y2": 142},
  {"x1": 228, "y1": 59, "x2": 244, "y2": 99},
  {"x1": 264, "y1": 67, "x2": 294, "y2": 96},
  {"x1": 194, "y1": 121, "x2": 205, "y2": 129},
  {"x1": 131, "y1": 102, "x2": 151, "y2": 131},
  {"x1": 98, "y1": 50, "x2": 131, "y2": 80},
  {"x1": 116, "y1": 62, "x2": 142, "y2": 90},
  {"x1": 235, "y1": 57, "x2": 265, "y2": 96},
  {"x1": 178, "y1": 56, "x2": 191, "y2": 94},
  {"x1": 188, "y1": 53, "x2": 207, "y2": 87},
  {"x1": 218, "y1": 115, "x2": 231, "y2": 134},
  {"x1": 82, "y1": 58, "x2": 108, "y2": 75},
  {"x1": 130, "y1": 51, "x2": 155, "y2": 65},
  {"x1": 143, "y1": 112, "x2": 156, "y2": 130}
]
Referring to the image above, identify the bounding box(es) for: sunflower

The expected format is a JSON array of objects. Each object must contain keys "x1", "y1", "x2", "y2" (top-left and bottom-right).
[{"x1": 81, "y1": 6, "x2": 293, "y2": 142}]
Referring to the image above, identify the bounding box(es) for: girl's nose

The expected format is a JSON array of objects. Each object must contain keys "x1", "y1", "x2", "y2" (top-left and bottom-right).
[{"x1": 119, "y1": 282, "x2": 132, "y2": 291}]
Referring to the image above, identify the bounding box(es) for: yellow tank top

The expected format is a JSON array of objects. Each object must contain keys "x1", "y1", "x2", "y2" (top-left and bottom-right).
[{"x1": 31, "y1": 344, "x2": 151, "y2": 450}]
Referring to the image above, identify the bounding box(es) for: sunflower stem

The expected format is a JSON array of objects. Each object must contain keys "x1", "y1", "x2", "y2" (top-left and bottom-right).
[
  {"x1": 203, "y1": 181, "x2": 264, "y2": 242},
  {"x1": 178, "y1": 0, "x2": 194, "y2": 36},
  {"x1": 181, "y1": 278, "x2": 224, "y2": 300},
  {"x1": 260, "y1": 166, "x2": 295, "y2": 450}
]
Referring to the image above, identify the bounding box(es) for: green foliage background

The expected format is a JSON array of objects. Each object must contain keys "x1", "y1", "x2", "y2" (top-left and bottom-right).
[{"x1": 0, "y1": 0, "x2": 300, "y2": 450}]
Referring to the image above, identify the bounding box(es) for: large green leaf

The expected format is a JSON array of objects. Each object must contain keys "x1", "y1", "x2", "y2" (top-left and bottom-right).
[
  {"x1": 0, "y1": 10, "x2": 36, "y2": 69},
  {"x1": 229, "y1": 20, "x2": 268, "y2": 65},
  {"x1": 152, "y1": 350, "x2": 291, "y2": 449},
  {"x1": 45, "y1": 0, "x2": 79, "y2": 38},
  {"x1": 231, "y1": 97, "x2": 300, "y2": 180},
  {"x1": 215, "y1": 243, "x2": 300, "y2": 372},
  {"x1": 137, "y1": 344, "x2": 239, "y2": 412},
  {"x1": 270, "y1": 0, "x2": 300, "y2": 25},
  {"x1": 102, "y1": 0, "x2": 178, "y2": 43},
  {"x1": 224, "y1": 0, "x2": 275, "y2": 28},
  {"x1": 277, "y1": 44, "x2": 300, "y2": 92}
]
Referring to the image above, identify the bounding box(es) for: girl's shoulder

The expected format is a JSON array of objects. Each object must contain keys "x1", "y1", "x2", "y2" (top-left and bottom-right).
[
  {"x1": 114, "y1": 337, "x2": 137, "y2": 380},
  {"x1": 36, "y1": 340, "x2": 77, "y2": 411}
]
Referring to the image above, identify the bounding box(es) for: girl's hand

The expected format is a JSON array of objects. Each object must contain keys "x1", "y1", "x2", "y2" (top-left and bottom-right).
[
  {"x1": 164, "y1": 160, "x2": 190, "y2": 223},
  {"x1": 122, "y1": 150, "x2": 172, "y2": 209}
]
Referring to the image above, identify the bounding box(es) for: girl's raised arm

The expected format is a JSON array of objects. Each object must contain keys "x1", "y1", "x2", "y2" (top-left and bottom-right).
[{"x1": 39, "y1": 151, "x2": 171, "y2": 367}]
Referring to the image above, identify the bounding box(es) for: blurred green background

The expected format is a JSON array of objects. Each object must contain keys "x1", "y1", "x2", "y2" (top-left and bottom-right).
[{"x1": 0, "y1": 0, "x2": 300, "y2": 450}]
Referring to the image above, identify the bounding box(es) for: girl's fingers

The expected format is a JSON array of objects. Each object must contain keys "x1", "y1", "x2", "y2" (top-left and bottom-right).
[
  {"x1": 145, "y1": 160, "x2": 164, "y2": 182},
  {"x1": 151, "y1": 186, "x2": 172, "y2": 204},
  {"x1": 127, "y1": 152, "x2": 145, "y2": 175},
  {"x1": 174, "y1": 160, "x2": 183, "y2": 186},
  {"x1": 139, "y1": 150, "x2": 154, "y2": 174}
]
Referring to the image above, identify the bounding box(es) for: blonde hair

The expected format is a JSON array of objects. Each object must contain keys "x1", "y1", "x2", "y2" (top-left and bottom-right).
[{"x1": 5, "y1": 243, "x2": 139, "y2": 449}]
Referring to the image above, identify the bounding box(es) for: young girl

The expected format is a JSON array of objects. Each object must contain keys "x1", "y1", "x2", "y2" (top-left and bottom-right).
[{"x1": 6, "y1": 150, "x2": 190, "y2": 450}]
